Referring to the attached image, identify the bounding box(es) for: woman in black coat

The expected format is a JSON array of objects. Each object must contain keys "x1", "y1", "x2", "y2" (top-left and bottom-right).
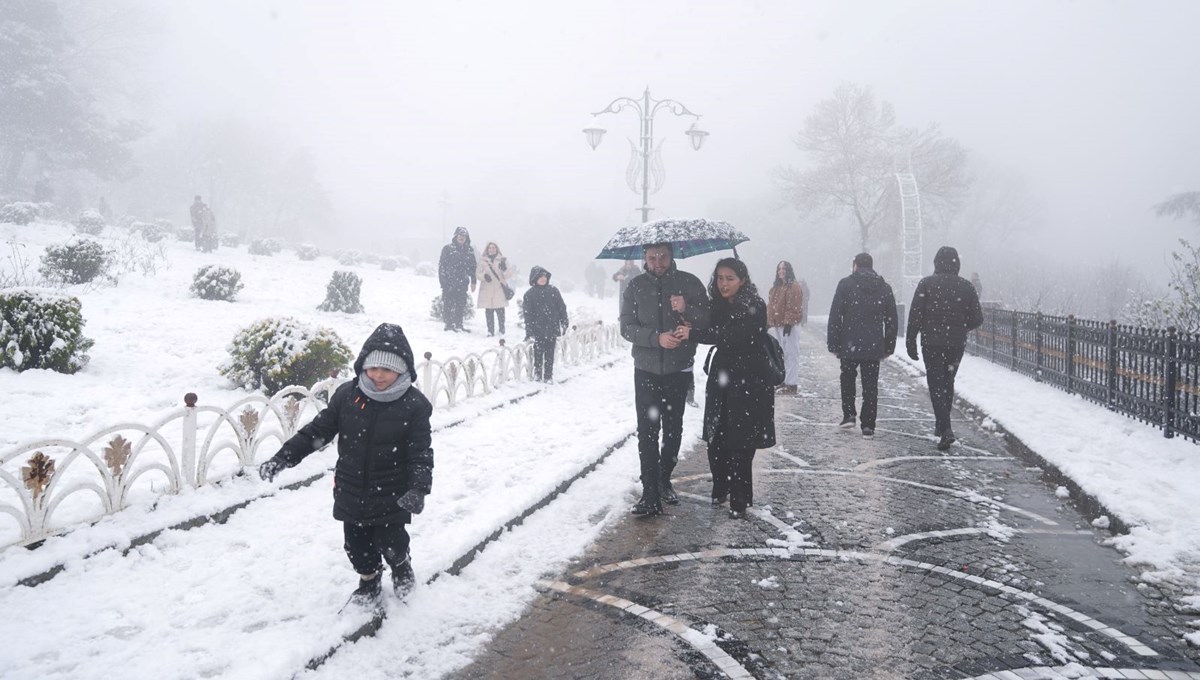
[{"x1": 677, "y1": 258, "x2": 776, "y2": 519}]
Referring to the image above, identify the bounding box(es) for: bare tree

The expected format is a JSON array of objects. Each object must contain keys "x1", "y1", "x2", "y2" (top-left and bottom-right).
[
  {"x1": 778, "y1": 83, "x2": 971, "y2": 252},
  {"x1": 1154, "y1": 191, "x2": 1200, "y2": 226}
]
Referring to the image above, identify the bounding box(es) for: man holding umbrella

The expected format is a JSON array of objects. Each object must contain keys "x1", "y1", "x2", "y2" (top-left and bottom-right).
[{"x1": 620, "y1": 242, "x2": 710, "y2": 517}]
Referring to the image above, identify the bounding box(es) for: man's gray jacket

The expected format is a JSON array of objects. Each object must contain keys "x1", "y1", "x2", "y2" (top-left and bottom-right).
[{"x1": 619, "y1": 263, "x2": 710, "y2": 375}]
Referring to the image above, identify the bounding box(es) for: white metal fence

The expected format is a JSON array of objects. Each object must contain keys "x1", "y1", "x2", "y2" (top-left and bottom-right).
[{"x1": 0, "y1": 323, "x2": 623, "y2": 549}]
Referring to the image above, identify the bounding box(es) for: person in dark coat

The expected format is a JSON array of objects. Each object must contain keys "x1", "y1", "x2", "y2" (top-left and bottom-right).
[
  {"x1": 438, "y1": 227, "x2": 477, "y2": 332},
  {"x1": 522, "y1": 265, "x2": 569, "y2": 382},
  {"x1": 906, "y1": 247, "x2": 984, "y2": 450},
  {"x1": 257, "y1": 323, "x2": 434, "y2": 608},
  {"x1": 190, "y1": 195, "x2": 218, "y2": 253},
  {"x1": 827, "y1": 252, "x2": 897, "y2": 437},
  {"x1": 620, "y1": 243, "x2": 710, "y2": 517},
  {"x1": 677, "y1": 258, "x2": 775, "y2": 519}
]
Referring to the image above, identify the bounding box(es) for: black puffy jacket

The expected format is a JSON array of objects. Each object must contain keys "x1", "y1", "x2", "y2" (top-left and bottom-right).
[
  {"x1": 906, "y1": 247, "x2": 984, "y2": 348},
  {"x1": 522, "y1": 266, "x2": 569, "y2": 339},
  {"x1": 277, "y1": 323, "x2": 434, "y2": 525},
  {"x1": 438, "y1": 227, "x2": 477, "y2": 292},
  {"x1": 827, "y1": 267, "x2": 898, "y2": 360}
]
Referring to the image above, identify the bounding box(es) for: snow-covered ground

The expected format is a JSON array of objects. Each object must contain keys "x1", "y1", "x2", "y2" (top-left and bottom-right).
[{"x1": 897, "y1": 352, "x2": 1200, "y2": 639}]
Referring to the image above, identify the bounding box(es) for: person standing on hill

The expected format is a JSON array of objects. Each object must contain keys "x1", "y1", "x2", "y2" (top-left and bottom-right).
[
  {"x1": 438, "y1": 227, "x2": 477, "y2": 332},
  {"x1": 522, "y1": 265, "x2": 569, "y2": 382},
  {"x1": 190, "y1": 195, "x2": 218, "y2": 252},
  {"x1": 906, "y1": 247, "x2": 984, "y2": 450},
  {"x1": 476, "y1": 241, "x2": 511, "y2": 337},
  {"x1": 767, "y1": 260, "x2": 804, "y2": 394},
  {"x1": 827, "y1": 252, "x2": 897, "y2": 439}
]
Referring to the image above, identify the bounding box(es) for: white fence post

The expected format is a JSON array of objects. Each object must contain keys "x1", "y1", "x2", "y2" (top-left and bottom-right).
[{"x1": 181, "y1": 392, "x2": 198, "y2": 488}]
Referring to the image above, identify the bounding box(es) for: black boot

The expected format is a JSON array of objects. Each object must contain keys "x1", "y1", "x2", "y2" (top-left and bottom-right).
[
  {"x1": 348, "y1": 573, "x2": 383, "y2": 608},
  {"x1": 660, "y1": 480, "x2": 680, "y2": 505},
  {"x1": 392, "y1": 557, "x2": 415, "y2": 598},
  {"x1": 630, "y1": 498, "x2": 662, "y2": 517}
]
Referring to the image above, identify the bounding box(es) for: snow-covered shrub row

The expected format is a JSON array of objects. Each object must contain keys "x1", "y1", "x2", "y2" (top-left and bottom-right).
[
  {"x1": 38, "y1": 239, "x2": 113, "y2": 285},
  {"x1": 129, "y1": 221, "x2": 166, "y2": 242},
  {"x1": 248, "y1": 237, "x2": 284, "y2": 256},
  {"x1": 429, "y1": 292, "x2": 475, "y2": 322},
  {"x1": 74, "y1": 210, "x2": 106, "y2": 235},
  {"x1": 176, "y1": 226, "x2": 194, "y2": 242},
  {"x1": 190, "y1": 265, "x2": 244, "y2": 301},
  {"x1": 380, "y1": 256, "x2": 399, "y2": 271},
  {"x1": 336, "y1": 249, "x2": 364, "y2": 266},
  {"x1": 0, "y1": 202, "x2": 39, "y2": 225},
  {"x1": 0, "y1": 288, "x2": 94, "y2": 373},
  {"x1": 219, "y1": 316, "x2": 353, "y2": 393},
  {"x1": 414, "y1": 261, "x2": 435, "y2": 277},
  {"x1": 394, "y1": 255, "x2": 412, "y2": 269},
  {"x1": 220, "y1": 233, "x2": 240, "y2": 248},
  {"x1": 317, "y1": 270, "x2": 364, "y2": 314},
  {"x1": 295, "y1": 243, "x2": 320, "y2": 261}
]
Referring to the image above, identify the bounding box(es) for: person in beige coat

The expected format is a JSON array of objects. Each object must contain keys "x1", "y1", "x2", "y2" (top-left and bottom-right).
[{"x1": 476, "y1": 241, "x2": 512, "y2": 336}]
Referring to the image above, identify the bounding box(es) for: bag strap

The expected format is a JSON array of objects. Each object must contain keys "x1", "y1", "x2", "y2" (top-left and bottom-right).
[{"x1": 703, "y1": 345, "x2": 717, "y2": 375}]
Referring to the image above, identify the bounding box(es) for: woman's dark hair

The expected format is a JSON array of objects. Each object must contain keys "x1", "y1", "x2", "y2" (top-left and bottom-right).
[
  {"x1": 708, "y1": 257, "x2": 759, "y2": 302},
  {"x1": 773, "y1": 260, "x2": 796, "y2": 287}
]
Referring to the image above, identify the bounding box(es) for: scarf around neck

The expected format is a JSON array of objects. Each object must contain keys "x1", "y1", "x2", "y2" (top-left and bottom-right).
[{"x1": 358, "y1": 370, "x2": 412, "y2": 402}]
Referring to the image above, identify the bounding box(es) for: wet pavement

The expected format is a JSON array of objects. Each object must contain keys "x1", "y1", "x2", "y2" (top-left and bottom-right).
[{"x1": 450, "y1": 328, "x2": 1200, "y2": 680}]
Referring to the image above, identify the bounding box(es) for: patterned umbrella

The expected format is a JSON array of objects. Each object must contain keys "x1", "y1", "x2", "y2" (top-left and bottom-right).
[{"x1": 595, "y1": 217, "x2": 749, "y2": 260}]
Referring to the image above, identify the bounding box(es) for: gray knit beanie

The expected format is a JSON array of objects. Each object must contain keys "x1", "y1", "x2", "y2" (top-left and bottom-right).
[{"x1": 362, "y1": 350, "x2": 408, "y2": 374}]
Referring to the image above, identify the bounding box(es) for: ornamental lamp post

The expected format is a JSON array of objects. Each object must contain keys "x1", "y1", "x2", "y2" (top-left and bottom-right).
[{"x1": 583, "y1": 87, "x2": 707, "y2": 223}]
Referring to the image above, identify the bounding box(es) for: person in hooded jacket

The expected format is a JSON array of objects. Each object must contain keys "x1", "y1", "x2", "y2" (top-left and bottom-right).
[
  {"x1": 906, "y1": 246, "x2": 984, "y2": 450},
  {"x1": 476, "y1": 241, "x2": 511, "y2": 337},
  {"x1": 522, "y1": 265, "x2": 569, "y2": 382},
  {"x1": 676, "y1": 258, "x2": 775, "y2": 519},
  {"x1": 767, "y1": 260, "x2": 805, "y2": 394},
  {"x1": 827, "y1": 252, "x2": 898, "y2": 438},
  {"x1": 257, "y1": 323, "x2": 434, "y2": 608},
  {"x1": 439, "y1": 227, "x2": 477, "y2": 332}
]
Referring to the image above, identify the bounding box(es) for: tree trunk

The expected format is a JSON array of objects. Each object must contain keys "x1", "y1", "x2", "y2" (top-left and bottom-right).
[{"x1": 3, "y1": 148, "x2": 27, "y2": 194}]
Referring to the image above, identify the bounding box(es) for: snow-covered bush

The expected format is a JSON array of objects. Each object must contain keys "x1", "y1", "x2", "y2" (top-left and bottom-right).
[
  {"x1": 317, "y1": 271, "x2": 364, "y2": 314},
  {"x1": 220, "y1": 233, "x2": 240, "y2": 248},
  {"x1": 248, "y1": 237, "x2": 284, "y2": 256},
  {"x1": 394, "y1": 255, "x2": 412, "y2": 269},
  {"x1": 415, "y1": 261, "x2": 436, "y2": 277},
  {"x1": 176, "y1": 226, "x2": 194, "y2": 242},
  {"x1": 129, "y1": 221, "x2": 166, "y2": 242},
  {"x1": 110, "y1": 231, "x2": 169, "y2": 277},
  {"x1": 380, "y1": 256, "x2": 399, "y2": 271},
  {"x1": 362, "y1": 252, "x2": 382, "y2": 265},
  {"x1": 336, "y1": 249, "x2": 364, "y2": 266},
  {"x1": 0, "y1": 202, "x2": 39, "y2": 225},
  {"x1": 190, "y1": 265, "x2": 244, "y2": 302},
  {"x1": 429, "y1": 292, "x2": 475, "y2": 322},
  {"x1": 220, "y1": 317, "x2": 353, "y2": 393},
  {"x1": 38, "y1": 239, "x2": 113, "y2": 285},
  {"x1": 556, "y1": 277, "x2": 576, "y2": 294},
  {"x1": 0, "y1": 288, "x2": 94, "y2": 373},
  {"x1": 295, "y1": 243, "x2": 320, "y2": 261},
  {"x1": 74, "y1": 210, "x2": 106, "y2": 236}
]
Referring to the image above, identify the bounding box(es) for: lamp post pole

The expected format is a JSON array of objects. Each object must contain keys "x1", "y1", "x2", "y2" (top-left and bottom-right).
[{"x1": 584, "y1": 87, "x2": 708, "y2": 223}]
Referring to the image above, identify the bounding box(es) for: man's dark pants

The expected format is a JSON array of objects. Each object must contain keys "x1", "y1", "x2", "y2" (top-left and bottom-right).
[
  {"x1": 921, "y1": 344, "x2": 965, "y2": 436},
  {"x1": 839, "y1": 359, "x2": 880, "y2": 428},
  {"x1": 442, "y1": 287, "x2": 466, "y2": 330},
  {"x1": 634, "y1": 369, "x2": 692, "y2": 504}
]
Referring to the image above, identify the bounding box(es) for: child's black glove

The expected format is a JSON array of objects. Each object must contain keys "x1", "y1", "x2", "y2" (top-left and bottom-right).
[
  {"x1": 258, "y1": 456, "x2": 286, "y2": 482},
  {"x1": 783, "y1": 324, "x2": 792, "y2": 336},
  {"x1": 397, "y1": 490, "x2": 426, "y2": 514},
  {"x1": 499, "y1": 259, "x2": 507, "y2": 271}
]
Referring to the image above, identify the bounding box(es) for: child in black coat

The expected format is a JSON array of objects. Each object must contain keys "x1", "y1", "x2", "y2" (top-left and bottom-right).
[
  {"x1": 258, "y1": 323, "x2": 434, "y2": 608},
  {"x1": 522, "y1": 265, "x2": 569, "y2": 382}
]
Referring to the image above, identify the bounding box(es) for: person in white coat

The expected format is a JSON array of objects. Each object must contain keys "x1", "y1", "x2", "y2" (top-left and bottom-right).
[
  {"x1": 476, "y1": 241, "x2": 512, "y2": 336},
  {"x1": 767, "y1": 261, "x2": 805, "y2": 394}
]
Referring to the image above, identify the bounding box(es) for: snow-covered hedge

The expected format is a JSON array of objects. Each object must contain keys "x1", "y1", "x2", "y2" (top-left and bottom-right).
[
  {"x1": 248, "y1": 237, "x2": 284, "y2": 256},
  {"x1": 415, "y1": 261, "x2": 436, "y2": 277},
  {"x1": 130, "y1": 221, "x2": 166, "y2": 242},
  {"x1": 220, "y1": 233, "x2": 240, "y2": 248},
  {"x1": 0, "y1": 202, "x2": 39, "y2": 225},
  {"x1": 317, "y1": 271, "x2": 364, "y2": 314},
  {"x1": 394, "y1": 255, "x2": 412, "y2": 269},
  {"x1": 220, "y1": 317, "x2": 353, "y2": 393},
  {"x1": 429, "y1": 292, "x2": 475, "y2": 322},
  {"x1": 380, "y1": 256, "x2": 399, "y2": 271},
  {"x1": 38, "y1": 239, "x2": 113, "y2": 285},
  {"x1": 190, "y1": 265, "x2": 244, "y2": 302},
  {"x1": 0, "y1": 288, "x2": 94, "y2": 373},
  {"x1": 295, "y1": 243, "x2": 320, "y2": 261},
  {"x1": 74, "y1": 210, "x2": 106, "y2": 236},
  {"x1": 176, "y1": 226, "x2": 194, "y2": 242},
  {"x1": 336, "y1": 249, "x2": 364, "y2": 266}
]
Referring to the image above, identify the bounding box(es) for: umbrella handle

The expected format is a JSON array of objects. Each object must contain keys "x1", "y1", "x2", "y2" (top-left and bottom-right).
[{"x1": 732, "y1": 245, "x2": 740, "y2": 259}]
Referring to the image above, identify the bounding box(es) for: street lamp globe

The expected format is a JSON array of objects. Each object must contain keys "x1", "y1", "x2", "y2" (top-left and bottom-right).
[
  {"x1": 582, "y1": 119, "x2": 607, "y2": 150},
  {"x1": 685, "y1": 122, "x2": 709, "y2": 151}
]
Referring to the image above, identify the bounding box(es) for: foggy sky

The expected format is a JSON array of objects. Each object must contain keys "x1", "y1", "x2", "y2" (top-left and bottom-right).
[{"x1": 137, "y1": 0, "x2": 1199, "y2": 276}]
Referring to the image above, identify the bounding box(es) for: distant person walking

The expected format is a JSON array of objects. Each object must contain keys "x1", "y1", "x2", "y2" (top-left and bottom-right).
[
  {"x1": 970, "y1": 272, "x2": 984, "y2": 301},
  {"x1": 522, "y1": 266, "x2": 569, "y2": 382},
  {"x1": 620, "y1": 243, "x2": 709, "y2": 517},
  {"x1": 906, "y1": 247, "x2": 984, "y2": 450},
  {"x1": 827, "y1": 252, "x2": 897, "y2": 438},
  {"x1": 438, "y1": 227, "x2": 477, "y2": 332},
  {"x1": 190, "y1": 195, "x2": 218, "y2": 252},
  {"x1": 798, "y1": 278, "x2": 811, "y2": 325},
  {"x1": 585, "y1": 261, "x2": 606, "y2": 298},
  {"x1": 476, "y1": 241, "x2": 511, "y2": 337},
  {"x1": 767, "y1": 260, "x2": 804, "y2": 394},
  {"x1": 612, "y1": 260, "x2": 640, "y2": 315},
  {"x1": 676, "y1": 258, "x2": 775, "y2": 519}
]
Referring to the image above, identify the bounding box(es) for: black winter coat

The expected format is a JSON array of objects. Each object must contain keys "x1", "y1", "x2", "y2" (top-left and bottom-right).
[
  {"x1": 522, "y1": 266, "x2": 569, "y2": 339},
  {"x1": 619, "y1": 262, "x2": 710, "y2": 375},
  {"x1": 277, "y1": 324, "x2": 434, "y2": 526},
  {"x1": 438, "y1": 227, "x2": 477, "y2": 292},
  {"x1": 907, "y1": 246, "x2": 984, "y2": 348},
  {"x1": 827, "y1": 267, "x2": 898, "y2": 360},
  {"x1": 692, "y1": 288, "x2": 776, "y2": 450}
]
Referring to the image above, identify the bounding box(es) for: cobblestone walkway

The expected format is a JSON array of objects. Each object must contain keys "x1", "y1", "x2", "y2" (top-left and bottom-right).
[{"x1": 451, "y1": 328, "x2": 1200, "y2": 680}]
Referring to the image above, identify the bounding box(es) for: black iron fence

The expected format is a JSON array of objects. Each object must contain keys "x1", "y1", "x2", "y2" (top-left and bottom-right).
[{"x1": 964, "y1": 308, "x2": 1200, "y2": 443}]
